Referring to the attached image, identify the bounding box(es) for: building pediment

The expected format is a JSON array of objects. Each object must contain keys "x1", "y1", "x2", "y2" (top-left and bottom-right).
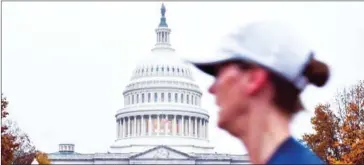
[{"x1": 130, "y1": 145, "x2": 193, "y2": 160}]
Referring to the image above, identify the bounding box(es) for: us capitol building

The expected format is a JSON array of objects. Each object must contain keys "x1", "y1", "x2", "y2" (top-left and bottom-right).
[{"x1": 47, "y1": 4, "x2": 250, "y2": 164}]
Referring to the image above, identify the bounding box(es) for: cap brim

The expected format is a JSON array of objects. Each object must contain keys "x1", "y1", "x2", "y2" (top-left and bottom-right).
[
  {"x1": 183, "y1": 54, "x2": 240, "y2": 77},
  {"x1": 184, "y1": 59, "x2": 229, "y2": 77}
]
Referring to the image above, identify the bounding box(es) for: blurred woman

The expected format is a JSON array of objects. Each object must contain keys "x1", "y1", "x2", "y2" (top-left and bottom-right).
[{"x1": 187, "y1": 22, "x2": 328, "y2": 164}]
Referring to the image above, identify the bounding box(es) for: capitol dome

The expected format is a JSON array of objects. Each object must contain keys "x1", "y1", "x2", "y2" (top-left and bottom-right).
[{"x1": 109, "y1": 4, "x2": 213, "y2": 154}]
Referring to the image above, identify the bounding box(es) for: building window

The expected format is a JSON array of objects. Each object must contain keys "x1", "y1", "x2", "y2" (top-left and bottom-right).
[
  {"x1": 151, "y1": 67, "x2": 154, "y2": 72},
  {"x1": 175, "y1": 93, "x2": 178, "y2": 102},
  {"x1": 168, "y1": 93, "x2": 171, "y2": 102},
  {"x1": 156, "y1": 67, "x2": 159, "y2": 72},
  {"x1": 161, "y1": 93, "x2": 164, "y2": 102},
  {"x1": 154, "y1": 93, "x2": 158, "y2": 102},
  {"x1": 181, "y1": 94, "x2": 184, "y2": 103},
  {"x1": 142, "y1": 93, "x2": 145, "y2": 103},
  {"x1": 136, "y1": 94, "x2": 139, "y2": 103},
  {"x1": 187, "y1": 94, "x2": 189, "y2": 104},
  {"x1": 132, "y1": 95, "x2": 134, "y2": 104},
  {"x1": 162, "y1": 67, "x2": 164, "y2": 72},
  {"x1": 167, "y1": 67, "x2": 170, "y2": 72},
  {"x1": 191, "y1": 95, "x2": 194, "y2": 105},
  {"x1": 148, "y1": 93, "x2": 151, "y2": 102}
]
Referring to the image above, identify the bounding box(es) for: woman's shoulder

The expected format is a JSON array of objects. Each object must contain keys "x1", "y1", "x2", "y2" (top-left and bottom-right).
[{"x1": 267, "y1": 137, "x2": 325, "y2": 164}]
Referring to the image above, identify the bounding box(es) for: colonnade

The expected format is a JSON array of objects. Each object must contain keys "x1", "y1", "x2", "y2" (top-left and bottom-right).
[
  {"x1": 157, "y1": 30, "x2": 170, "y2": 43},
  {"x1": 116, "y1": 114, "x2": 208, "y2": 139}
]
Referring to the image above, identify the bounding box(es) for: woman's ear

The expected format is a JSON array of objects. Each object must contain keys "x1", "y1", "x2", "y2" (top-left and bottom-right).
[{"x1": 244, "y1": 68, "x2": 269, "y2": 96}]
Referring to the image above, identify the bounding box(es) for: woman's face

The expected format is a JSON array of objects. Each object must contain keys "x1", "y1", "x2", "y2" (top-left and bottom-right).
[{"x1": 208, "y1": 63, "x2": 252, "y2": 137}]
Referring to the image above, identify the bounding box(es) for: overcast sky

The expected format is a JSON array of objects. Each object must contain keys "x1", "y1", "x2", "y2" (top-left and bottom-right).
[{"x1": 2, "y1": 2, "x2": 364, "y2": 155}]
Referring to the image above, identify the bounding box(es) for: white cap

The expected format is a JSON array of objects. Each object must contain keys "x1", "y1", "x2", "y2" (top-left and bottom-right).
[{"x1": 186, "y1": 21, "x2": 314, "y2": 91}]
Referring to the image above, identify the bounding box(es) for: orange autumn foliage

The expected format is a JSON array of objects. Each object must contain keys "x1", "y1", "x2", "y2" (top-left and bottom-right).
[
  {"x1": 36, "y1": 151, "x2": 51, "y2": 165},
  {"x1": 1, "y1": 94, "x2": 20, "y2": 165},
  {"x1": 303, "y1": 80, "x2": 364, "y2": 164}
]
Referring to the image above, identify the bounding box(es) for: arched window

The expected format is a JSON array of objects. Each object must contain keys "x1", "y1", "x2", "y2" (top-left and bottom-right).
[
  {"x1": 154, "y1": 93, "x2": 158, "y2": 102},
  {"x1": 191, "y1": 95, "x2": 194, "y2": 105},
  {"x1": 187, "y1": 94, "x2": 189, "y2": 104},
  {"x1": 148, "y1": 93, "x2": 151, "y2": 102},
  {"x1": 161, "y1": 93, "x2": 165, "y2": 102},
  {"x1": 168, "y1": 93, "x2": 171, "y2": 102},
  {"x1": 151, "y1": 67, "x2": 154, "y2": 72},
  {"x1": 132, "y1": 95, "x2": 134, "y2": 104},
  {"x1": 175, "y1": 93, "x2": 178, "y2": 102},
  {"x1": 142, "y1": 93, "x2": 145, "y2": 103},
  {"x1": 181, "y1": 94, "x2": 184, "y2": 103},
  {"x1": 167, "y1": 67, "x2": 170, "y2": 72},
  {"x1": 136, "y1": 94, "x2": 139, "y2": 103}
]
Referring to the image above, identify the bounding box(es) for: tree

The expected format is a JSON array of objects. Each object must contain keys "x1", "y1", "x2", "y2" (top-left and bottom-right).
[
  {"x1": 6, "y1": 120, "x2": 37, "y2": 165},
  {"x1": 1, "y1": 94, "x2": 51, "y2": 165},
  {"x1": 303, "y1": 80, "x2": 364, "y2": 164},
  {"x1": 1, "y1": 94, "x2": 20, "y2": 165}
]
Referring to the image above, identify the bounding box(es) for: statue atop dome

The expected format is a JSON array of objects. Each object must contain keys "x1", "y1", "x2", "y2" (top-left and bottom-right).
[
  {"x1": 159, "y1": 3, "x2": 168, "y2": 27},
  {"x1": 161, "y1": 3, "x2": 166, "y2": 17}
]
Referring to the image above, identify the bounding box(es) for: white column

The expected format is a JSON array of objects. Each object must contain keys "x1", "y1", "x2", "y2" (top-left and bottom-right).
[
  {"x1": 119, "y1": 119, "x2": 122, "y2": 138},
  {"x1": 173, "y1": 115, "x2": 176, "y2": 136},
  {"x1": 164, "y1": 32, "x2": 167, "y2": 42},
  {"x1": 189, "y1": 116, "x2": 192, "y2": 137},
  {"x1": 125, "y1": 118, "x2": 127, "y2": 137},
  {"x1": 164, "y1": 115, "x2": 167, "y2": 135},
  {"x1": 162, "y1": 32, "x2": 165, "y2": 42},
  {"x1": 158, "y1": 32, "x2": 160, "y2": 43},
  {"x1": 157, "y1": 115, "x2": 160, "y2": 135},
  {"x1": 202, "y1": 119, "x2": 206, "y2": 138},
  {"x1": 168, "y1": 32, "x2": 170, "y2": 43},
  {"x1": 136, "y1": 117, "x2": 138, "y2": 136},
  {"x1": 116, "y1": 120, "x2": 119, "y2": 139},
  {"x1": 129, "y1": 117, "x2": 132, "y2": 137},
  {"x1": 199, "y1": 118, "x2": 202, "y2": 138},
  {"x1": 149, "y1": 115, "x2": 152, "y2": 136},
  {"x1": 181, "y1": 116, "x2": 184, "y2": 136},
  {"x1": 141, "y1": 115, "x2": 145, "y2": 136},
  {"x1": 134, "y1": 116, "x2": 137, "y2": 136},
  {"x1": 124, "y1": 118, "x2": 127, "y2": 138},
  {"x1": 194, "y1": 118, "x2": 198, "y2": 137},
  {"x1": 121, "y1": 118, "x2": 124, "y2": 138}
]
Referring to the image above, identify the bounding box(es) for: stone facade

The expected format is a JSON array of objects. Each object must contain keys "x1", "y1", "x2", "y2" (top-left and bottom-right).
[
  {"x1": 48, "y1": 3, "x2": 250, "y2": 164},
  {"x1": 50, "y1": 145, "x2": 250, "y2": 164}
]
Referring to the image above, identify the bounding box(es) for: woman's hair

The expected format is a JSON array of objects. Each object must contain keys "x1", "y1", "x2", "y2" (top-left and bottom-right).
[
  {"x1": 224, "y1": 57, "x2": 329, "y2": 115},
  {"x1": 269, "y1": 58, "x2": 330, "y2": 115}
]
